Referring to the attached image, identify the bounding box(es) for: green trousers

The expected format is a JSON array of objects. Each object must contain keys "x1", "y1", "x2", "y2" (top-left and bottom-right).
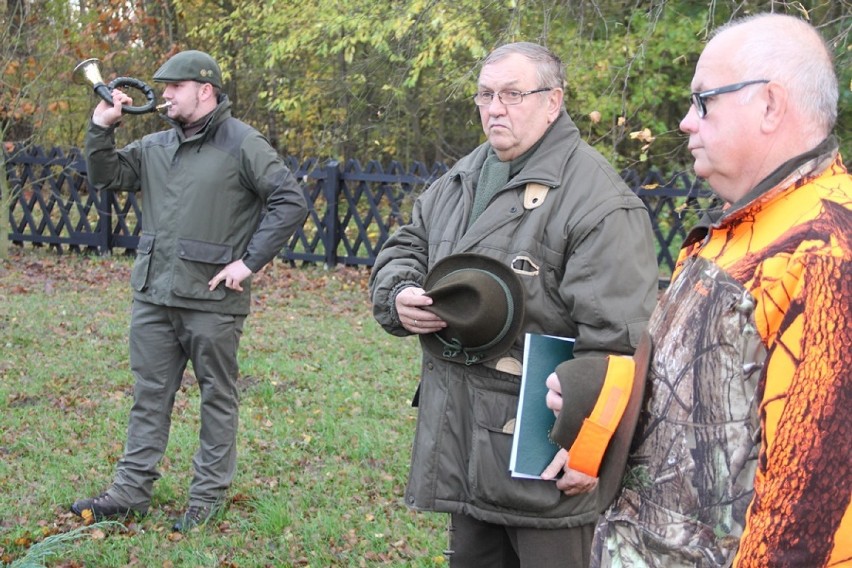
[
  {"x1": 448, "y1": 513, "x2": 594, "y2": 568},
  {"x1": 107, "y1": 300, "x2": 245, "y2": 511}
]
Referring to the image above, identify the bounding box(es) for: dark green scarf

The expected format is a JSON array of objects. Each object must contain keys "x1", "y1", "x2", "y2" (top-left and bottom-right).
[{"x1": 467, "y1": 138, "x2": 543, "y2": 230}]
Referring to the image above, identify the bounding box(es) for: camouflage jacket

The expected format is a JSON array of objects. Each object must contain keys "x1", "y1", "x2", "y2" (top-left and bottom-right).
[{"x1": 593, "y1": 138, "x2": 852, "y2": 567}]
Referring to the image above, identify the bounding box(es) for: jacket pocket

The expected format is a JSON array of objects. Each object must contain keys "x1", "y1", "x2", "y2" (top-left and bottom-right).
[
  {"x1": 468, "y1": 383, "x2": 562, "y2": 511},
  {"x1": 130, "y1": 233, "x2": 155, "y2": 292},
  {"x1": 172, "y1": 237, "x2": 232, "y2": 301}
]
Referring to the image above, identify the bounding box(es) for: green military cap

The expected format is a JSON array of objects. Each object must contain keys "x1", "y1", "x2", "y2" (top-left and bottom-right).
[{"x1": 152, "y1": 50, "x2": 223, "y2": 89}]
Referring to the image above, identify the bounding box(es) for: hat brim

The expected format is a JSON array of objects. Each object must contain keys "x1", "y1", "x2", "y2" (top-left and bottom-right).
[
  {"x1": 595, "y1": 331, "x2": 652, "y2": 508},
  {"x1": 420, "y1": 253, "x2": 525, "y2": 364},
  {"x1": 551, "y1": 357, "x2": 610, "y2": 448}
]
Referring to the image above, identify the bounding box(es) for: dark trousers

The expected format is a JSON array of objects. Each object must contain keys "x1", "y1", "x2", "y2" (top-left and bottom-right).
[
  {"x1": 448, "y1": 513, "x2": 594, "y2": 568},
  {"x1": 108, "y1": 300, "x2": 245, "y2": 510}
]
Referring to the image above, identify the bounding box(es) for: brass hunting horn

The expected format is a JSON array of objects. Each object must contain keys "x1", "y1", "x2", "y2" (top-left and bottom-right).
[{"x1": 73, "y1": 58, "x2": 170, "y2": 114}]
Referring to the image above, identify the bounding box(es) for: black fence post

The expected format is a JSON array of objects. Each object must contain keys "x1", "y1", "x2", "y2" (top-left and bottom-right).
[
  {"x1": 97, "y1": 189, "x2": 114, "y2": 255},
  {"x1": 322, "y1": 160, "x2": 340, "y2": 267}
]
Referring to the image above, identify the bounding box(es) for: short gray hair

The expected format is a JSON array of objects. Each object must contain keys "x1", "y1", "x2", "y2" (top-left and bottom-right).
[
  {"x1": 712, "y1": 13, "x2": 838, "y2": 142},
  {"x1": 482, "y1": 42, "x2": 565, "y2": 91}
]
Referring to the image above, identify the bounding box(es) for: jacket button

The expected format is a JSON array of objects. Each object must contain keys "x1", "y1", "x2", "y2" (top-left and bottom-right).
[{"x1": 510, "y1": 206, "x2": 518, "y2": 213}]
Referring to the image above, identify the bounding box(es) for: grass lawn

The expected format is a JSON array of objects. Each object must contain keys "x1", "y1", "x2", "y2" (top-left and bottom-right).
[{"x1": 0, "y1": 247, "x2": 445, "y2": 567}]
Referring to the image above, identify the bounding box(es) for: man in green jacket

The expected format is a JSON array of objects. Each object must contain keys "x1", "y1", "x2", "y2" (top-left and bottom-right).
[
  {"x1": 369, "y1": 42, "x2": 658, "y2": 567},
  {"x1": 70, "y1": 50, "x2": 308, "y2": 531}
]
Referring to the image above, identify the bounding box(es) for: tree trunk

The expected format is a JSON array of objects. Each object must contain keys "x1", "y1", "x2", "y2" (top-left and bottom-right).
[{"x1": 0, "y1": 152, "x2": 11, "y2": 260}]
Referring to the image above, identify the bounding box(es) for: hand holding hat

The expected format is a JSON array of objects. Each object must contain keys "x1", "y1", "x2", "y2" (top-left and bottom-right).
[
  {"x1": 420, "y1": 253, "x2": 524, "y2": 365},
  {"x1": 547, "y1": 355, "x2": 636, "y2": 478},
  {"x1": 545, "y1": 332, "x2": 651, "y2": 509}
]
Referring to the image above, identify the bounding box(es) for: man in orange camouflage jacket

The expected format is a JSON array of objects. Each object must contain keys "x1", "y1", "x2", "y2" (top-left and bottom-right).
[{"x1": 546, "y1": 13, "x2": 850, "y2": 567}]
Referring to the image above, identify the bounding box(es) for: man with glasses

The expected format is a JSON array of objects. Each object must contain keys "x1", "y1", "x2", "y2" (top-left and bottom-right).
[
  {"x1": 579, "y1": 13, "x2": 851, "y2": 567},
  {"x1": 370, "y1": 42, "x2": 658, "y2": 567}
]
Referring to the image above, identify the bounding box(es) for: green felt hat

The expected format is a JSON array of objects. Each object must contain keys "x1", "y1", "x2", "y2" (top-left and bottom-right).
[
  {"x1": 421, "y1": 253, "x2": 525, "y2": 365},
  {"x1": 549, "y1": 331, "x2": 652, "y2": 511}
]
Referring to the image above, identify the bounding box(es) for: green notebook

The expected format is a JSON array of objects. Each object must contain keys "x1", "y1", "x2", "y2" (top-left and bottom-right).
[{"x1": 509, "y1": 333, "x2": 575, "y2": 479}]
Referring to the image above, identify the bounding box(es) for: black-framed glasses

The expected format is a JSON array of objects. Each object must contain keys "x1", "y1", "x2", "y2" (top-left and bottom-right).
[
  {"x1": 473, "y1": 88, "x2": 552, "y2": 106},
  {"x1": 690, "y1": 80, "x2": 770, "y2": 118}
]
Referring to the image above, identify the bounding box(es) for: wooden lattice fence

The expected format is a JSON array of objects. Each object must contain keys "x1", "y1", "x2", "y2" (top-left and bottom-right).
[{"x1": 3, "y1": 145, "x2": 719, "y2": 279}]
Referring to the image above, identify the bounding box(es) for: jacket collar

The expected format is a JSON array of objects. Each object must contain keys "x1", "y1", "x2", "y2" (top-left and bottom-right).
[
  {"x1": 161, "y1": 94, "x2": 233, "y2": 142},
  {"x1": 726, "y1": 135, "x2": 839, "y2": 216},
  {"x1": 450, "y1": 110, "x2": 581, "y2": 190},
  {"x1": 684, "y1": 136, "x2": 840, "y2": 247}
]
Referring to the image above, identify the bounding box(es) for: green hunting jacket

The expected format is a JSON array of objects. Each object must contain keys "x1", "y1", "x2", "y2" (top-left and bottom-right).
[
  {"x1": 85, "y1": 95, "x2": 308, "y2": 315},
  {"x1": 369, "y1": 110, "x2": 658, "y2": 528}
]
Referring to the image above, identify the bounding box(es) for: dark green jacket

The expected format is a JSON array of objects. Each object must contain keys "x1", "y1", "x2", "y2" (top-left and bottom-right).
[
  {"x1": 85, "y1": 95, "x2": 307, "y2": 315},
  {"x1": 369, "y1": 110, "x2": 658, "y2": 528}
]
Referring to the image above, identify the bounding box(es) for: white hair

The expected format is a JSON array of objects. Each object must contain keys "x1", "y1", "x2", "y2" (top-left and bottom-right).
[{"x1": 712, "y1": 13, "x2": 838, "y2": 144}]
